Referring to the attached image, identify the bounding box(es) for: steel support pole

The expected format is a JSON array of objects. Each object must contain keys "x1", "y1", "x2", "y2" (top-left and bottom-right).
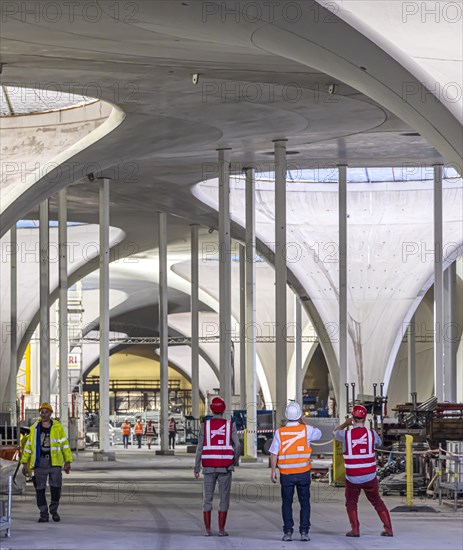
[
  {"x1": 295, "y1": 294, "x2": 303, "y2": 407},
  {"x1": 274, "y1": 140, "x2": 287, "y2": 427},
  {"x1": 190, "y1": 224, "x2": 200, "y2": 419},
  {"x1": 158, "y1": 212, "x2": 170, "y2": 452},
  {"x1": 408, "y1": 314, "x2": 417, "y2": 397},
  {"x1": 218, "y1": 148, "x2": 232, "y2": 411},
  {"x1": 338, "y1": 165, "x2": 348, "y2": 418},
  {"x1": 244, "y1": 167, "x2": 257, "y2": 459},
  {"x1": 58, "y1": 189, "x2": 69, "y2": 432},
  {"x1": 6, "y1": 225, "x2": 18, "y2": 417},
  {"x1": 39, "y1": 199, "x2": 50, "y2": 404},
  {"x1": 98, "y1": 178, "x2": 110, "y2": 453},
  {"x1": 444, "y1": 262, "x2": 457, "y2": 402},
  {"x1": 239, "y1": 243, "x2": 246, "y2": 410},
  {"x1": 434, "y1": 164, "x2": 444, "y2": 401}
]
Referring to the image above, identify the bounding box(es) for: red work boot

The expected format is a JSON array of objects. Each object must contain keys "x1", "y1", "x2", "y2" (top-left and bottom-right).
[
  {"x1": 346, "y1": 510, "x2": 360, "y2": 537},
  {"x1": 218, "y1": 511, "x2": 229, "y2": 536},
  {"x1": 379, "y1": 510, "x2": 393, "y2": 537},
  {"x1": 203, "y1": 511, "x2": 212, "y2": 536}
]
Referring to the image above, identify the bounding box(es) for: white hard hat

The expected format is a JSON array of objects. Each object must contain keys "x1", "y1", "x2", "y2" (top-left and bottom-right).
[{"x1": 285, "y1": 402, "x2": 302, "y2": 421}]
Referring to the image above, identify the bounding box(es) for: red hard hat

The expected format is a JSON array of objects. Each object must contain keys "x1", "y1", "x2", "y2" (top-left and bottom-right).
[
  {"x1": 210, "y1": 396, "x2": 226, "y2": 413},
  {"x1": 352, "y1": 405, "x2": 367, "y2": 419}
]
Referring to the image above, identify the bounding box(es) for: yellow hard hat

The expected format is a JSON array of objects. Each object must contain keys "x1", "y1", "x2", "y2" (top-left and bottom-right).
[{"x1": 39, "y1": 402, "x2": 53, "y2": 412}]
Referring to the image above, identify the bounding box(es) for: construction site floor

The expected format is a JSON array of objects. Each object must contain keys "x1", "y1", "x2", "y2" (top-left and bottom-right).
[{"x1": 5, "y1": 447, "x2": 463, "y2": 549}]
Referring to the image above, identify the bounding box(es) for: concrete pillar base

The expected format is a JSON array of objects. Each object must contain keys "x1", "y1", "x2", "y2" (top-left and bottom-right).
[
  {"x1": 241, "y1": 456, "x2": 261, "y2": 463},
  {"x1": 155, "y1": 450, "x2": 175, "y2": 456},
  {"x1": 93, "y1": 450, "x2": 116, "y2": 462}
]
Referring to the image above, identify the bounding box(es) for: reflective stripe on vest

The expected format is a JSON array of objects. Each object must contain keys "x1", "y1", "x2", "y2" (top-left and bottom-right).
[
  {"x1": 201, "y1": 419, "x2": 234, "y2": 468},
  {"x1": 135, "y1": 424, "x2": 143, "y2": 435},
  {"x1": 343, "y1": 428, "x2": 377, "y2": 477},
  {"x1": 277, "y1": 424, "x2": 312, "y2": 475}
]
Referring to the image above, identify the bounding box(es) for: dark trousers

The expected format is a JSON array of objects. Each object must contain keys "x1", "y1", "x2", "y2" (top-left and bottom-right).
[
  {"x1": 169, "y1": 432, "x2": 176, "y2": 449},
  {"x1": 33, "y1": 457, "x2": 63, "y2": 518},
  {"x1": 280, "y1": 471, "x2": 311, "y2": 534},
  {"x1": 345, "y1": 478, "x2": 388, "y2": 514},
  {"x1": 136, "y1": 435, "x2": 142, "y2": 448},
  {"x1": 122, "y1": 434, "x2": 129, "y2": 447}
]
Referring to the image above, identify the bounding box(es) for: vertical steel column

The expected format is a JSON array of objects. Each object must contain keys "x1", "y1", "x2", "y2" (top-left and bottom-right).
[
  {"x1": 295, "y1": 294, "x2": 303, "y2": 406},
  {"x1": 98, "y1": 178, "x2": 110, "y2": 453},
  {"x1": 244, "y1": 167, "x2": 257, "y2": 459},
  {"x1": 7, "y1": 225, "x2": 18, "y2": 416},
  {"x1": 58, "y1": 189, "x2": 69, "y2": 432},
  {"x1": 190, "y1": 224, "x2": 200, "y2": 419},
  {"x1": 434, "y1": 164, "x2": 444, "y2": 401},
  {"x1": 218, "y1": 148, "x2": 232, "y2": 410},
  {"x1": 158, "y1": 212, "x2": 170, "y2": 452},
  {"x1": 39, "y1": 199, "x2": 50, "y2": 404},
  {"x1": 338, "y1": 164, "x2": 348, "y2": 418},
  {"x1": 408, "y1": 314, "x2": 417, "y2": 398},
  {"x1": 239, "y1": 243, "x2": 246, "y2": 410},
  {"x1": 274, "y1": 140, "x2": 287, "y2": 427},
  {"x1": 444, "y1": 262, "x2": 457, "y2": 402}
]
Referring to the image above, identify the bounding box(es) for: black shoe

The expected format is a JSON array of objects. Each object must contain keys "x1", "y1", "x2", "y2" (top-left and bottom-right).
[
  {"x1": 38, "y1": 516, "x2": 49, "y2": 523},
  {"x1": 52, "y1": 513, "x2": 60, "y2": 522},
  {"x1": 301, "y1": 532, "x2": 310, "y2": 541}
]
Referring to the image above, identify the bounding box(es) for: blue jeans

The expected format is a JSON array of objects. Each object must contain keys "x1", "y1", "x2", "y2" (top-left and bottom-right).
[{"x1": 280, "y1": 471, "x2": 311, "y2": 534}]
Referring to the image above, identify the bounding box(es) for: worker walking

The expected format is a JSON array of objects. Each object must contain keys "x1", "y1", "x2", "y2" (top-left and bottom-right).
[
  {"x1": 194, "y1": 396, "x2": 240, "y2": 537},
  {"x1": 168, "y1": 417, "x2": 177, "y2": 450},
  {"x1": 270, "y1": 402, "x2": 322, "y2": 541},
  {"x1": 20, "y1": 402, "x2": 72, "y2": 522},
  {"x1": 334, "y1": 404, "x2": 393, "y2": 537},
  {"x1": 121, "y1": 418, "x2": 131, "y2": 449},
  {"x1": 145, "y1": 420, "x2": 157, "y2": 450},
  {"x1": 134, "y1": 419, "x2": 144, "y2": 449}
]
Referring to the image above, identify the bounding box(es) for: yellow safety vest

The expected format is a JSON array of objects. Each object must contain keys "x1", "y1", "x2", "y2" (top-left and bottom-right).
[
  {"x1": 20, "y1": 419, "x2": 72, "y2": 471},
  {"x1": 277, "y1": 424, "x2": 312, "y2": 475}
]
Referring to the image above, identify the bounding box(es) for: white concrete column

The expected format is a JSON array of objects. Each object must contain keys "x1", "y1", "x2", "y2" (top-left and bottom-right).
[
  {"x1": 434, "y1": 164, "x2": 444, "y2": 401},
  {"x1": 190, "y1": 224, "x2": 200, "y2": 419},
  {"x1": 408, "y1": 314, "x2": 416, "y2": 398},
  {"x1": 58, "y1": 189, "x2": 69, "y2": 432},
  {"x1": 338, "y1": 164, "x2": 348, "y2": 418},
  {"x1": 218, "y1": 148, "x2": 232, "y2": 411},
  {"x1": 295, "y1": 294, "x2": 303, "y2": 407},
  {"x1": 5, "y1": 225, "x2": 18, "y2": 417},
  {"x1": 158, "y1": 212, "x2": 170, "y2": 452},
  {"x1": 39, "y1": 199, "x2": 50, "y2": 404},
  {"x1": 274, "y1": 140, "x2": 287, "y2": 427},
  {"x1": 444, "y1": 262, "x2": 457, "y2": 402},
  {"x1": 239, "y1": 243, "x2": 246, "y2": 410},
  {"x1": 98, "y1": 178, "x2": 110, "y2": 452},
  {"x1": 244, "y1": 167, "x2": 257, "y2": 459}
]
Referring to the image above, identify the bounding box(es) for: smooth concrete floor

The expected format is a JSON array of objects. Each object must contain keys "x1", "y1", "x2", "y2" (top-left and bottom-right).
[{"x1": 4, "y1": 447, "x2": 463, "y2": 550}]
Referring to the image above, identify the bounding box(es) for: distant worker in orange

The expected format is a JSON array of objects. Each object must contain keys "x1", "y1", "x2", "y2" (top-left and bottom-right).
[
  {"x1": 270, "y1": 402, "x2": 322, "y2": 542},
  {"x1": 134, "y1": 419, "x2": 144, "y2": 449},
  {"x1": 121, "y1": 418, "x2": 131, "y2": 449}
]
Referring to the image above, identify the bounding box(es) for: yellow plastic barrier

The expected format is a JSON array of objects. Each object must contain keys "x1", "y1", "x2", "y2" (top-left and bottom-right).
[
  {"x1": 405, "y1": 434, "x2": 414, "y2": 507},
  {"x1": 332, "y1": 439, "x2": 346, "y2": 484}
]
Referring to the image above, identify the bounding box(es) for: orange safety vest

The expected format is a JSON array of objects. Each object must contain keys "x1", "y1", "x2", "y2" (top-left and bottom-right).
[
  {"x1": 135, "y1": 423, "x2": 143, "y2": 435},
  {"x1": 277, "y1": 424, "x2": 312, "y2": 475},
  {"x1": 121, "y1": 422, "x2": 131, "y2": 436}
]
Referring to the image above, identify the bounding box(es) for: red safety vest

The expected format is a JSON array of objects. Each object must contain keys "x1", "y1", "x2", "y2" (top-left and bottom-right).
[
  {"x1": 343, "y1": 427, "x2": 377, "y2": 477},
  {"x1": 169, "y1": 419, "x2": 176, "y2": 433},
  {"x1": 201, "y1": 419, "x2": 234, "y2": 468}
]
